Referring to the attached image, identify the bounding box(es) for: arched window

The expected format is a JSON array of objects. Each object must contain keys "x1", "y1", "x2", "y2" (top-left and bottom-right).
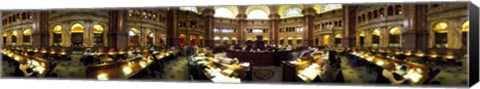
[
  {"x1": 28, "y1": 12, "x2": 32, "y2": 19},
  {"x1": 214, "y1": 7, "x2": 235, "y2": 18},
  {"x1": 373, "y1": 10, "x2": 378, "y2": 18},
  {"x1": 180, "y1": 7, "x2": 198, "y2": 13},
  {"x1": 368, "y1": 12, "x2": 372, "y2": 20},
  {"x1": 15, "y1": 14, "x2": 20, "y2": 21},
  {"x1": 433, "y1": 22, "x2": 448, "y2": 48},
  {"x1": 93, "y1": 24, "x2": 105, "y2": 47},
  {"x1": 379, "y1": 8, "x2": 385, "y2": 17},
  {"x1": 322, "y1": 4, "x2": 342, "y2": 12},
  {"x1": 284, "y1": 7, "x2": 302, "y2": 17},
  {"x1": 22, "y1": 12, "x2": 26, "y2": 20},
  {"x1": 52, "y1": 25, "x2": 62, "y2": 46},
  {"x1": 23, "y1": 29, "x2": 32, "y2": 45},
  {"x1": 395, "y1": 5, "x2": 402, "y2": 15},
  {"x1": 358, "y1": 16, "x2": 362, "y2": 23},
  {"x1": 71, "y1": 23, "x2": 84, "y2": 33},
  {"x1": 362, "y1": 14, "x2": 366, "y2": 22},
  {"x1": 296, "y1": 37, "x2": 303, "y2": 46},
  {"x1": 387, "y1": 6, "x2": 394, "y2": 16},
  {"x1": 389, "y1": 27, "x2": 402, "y2": 47},
  {"x1": 247, "y1": 9, "x2": 269, "y2": 19}
]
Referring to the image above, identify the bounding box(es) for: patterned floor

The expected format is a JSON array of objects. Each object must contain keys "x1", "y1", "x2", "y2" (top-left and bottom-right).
[
  {"x1": 211, "y1": 52, "x2": 469, "y2": 86},
  {"x1": 1, "y1": 60, "x2": 15, "y2": 77},
  {"x1": 49, "y1": 60, "x2": 86, "y2": 78},
  {"x1": 1, "y1": 53, "x2": 469, "y2": 86},
  {"x1": 161, "y1": 57, "x2": 189, "y2": 81},
  {"x1": 339, "y1": 56, "x2": 469, "y2": 87},
  {"x1": 1, "y1": 55, "x2": 87, "y2": 78}
]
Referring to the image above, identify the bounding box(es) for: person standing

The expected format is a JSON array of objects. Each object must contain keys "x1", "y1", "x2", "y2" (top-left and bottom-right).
[{"x1": 83, "y1": 49, "x2": 94, "y2": 65}]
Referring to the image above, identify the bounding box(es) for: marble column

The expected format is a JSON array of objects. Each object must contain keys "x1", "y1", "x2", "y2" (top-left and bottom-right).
[
  {"x1": 7, "y1": 31, "x2": 11, "y2": 46},
  {"x1": 342, "y1": 5, "x2": 357, "y2": 48},
  {"x1": 236, "y1": 6, "x2": 247, "y2": 46},
  {"x1": 117, "y1": 11, "x2": 129, "y2": 50},
  {"x1": 302, "y1": 6, "x2": 315, "y2": 47},
  {"x1": 401, "y1": 4, "x2": 428, "y2": 51},
  {"x1": 167, "y1": 8, "x2": 179, "y2": 47},
  {"x1": 202, "y1": 8, "x2": 215, "y2": 47},
  {"x1": 31, "y1": 11, "x2": 48, "y2": 48},
  {"x1": 107, "y1": 10, "x2": 118, "y2": 49},
  {"x1": 17, "y1": 29, "x2": 23, "y2": 46},
  {"x1": 269, "y1": 6, "x2": 280, "y2": 45}
]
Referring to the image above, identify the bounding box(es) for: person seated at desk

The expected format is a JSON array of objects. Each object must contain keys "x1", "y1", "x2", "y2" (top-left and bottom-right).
[
  {"x1": 382, "y1": 63, "x2": 409, "y2": 85},
  {"x1": 99, "y1": 55, "x2": 114, "y2": 64},
  {"x1": 16, "y1": 60, "x2": 34, "y2": 77},
  {"x1": 316, "y1": 59, "x2": 334, "y2": 82}
]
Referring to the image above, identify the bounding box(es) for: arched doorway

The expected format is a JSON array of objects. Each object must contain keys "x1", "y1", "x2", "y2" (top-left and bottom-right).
[
  {"x1": 433, "y1": 22, "x2": 448, "y2": 48},
  {"x1": 231, "y1": 37, "x2": 237, "y2": 45},
  {"x1": 12, "y1": 31, "x2": 17, "y2": 45},
  {"x1": 179, "y1": 34, "x2": 186, "y2": 46},
  {"x1": 3, "y1": 32, "x2": 7, "y2": 46},
  {"x1": 146, "y1": 29, "x2": 154, "y2": 47},
  {"x1": 93, "y1": 24, "x2": 105, "y2": 47},
  {"x1": 52, "y1": 25, "x2": 62, "y2": 46},
  {"x1": 389, "y1": 27, "x2": 401, "y2": 47},
  {"x1": 335, "y1": 34, "x2": 342, "y2": 47},
  {"x1": 359, "y1": 31, "x2": 365, "y2": 47},
  {"x1": 214, "y1": 36, "x2": 220, "y2": 45},
  {"x1": 371, "y1": 29, "x2": 381, "y2": 47},
  {"x1": 323, "y1": 35, "x2": 330, "y2": 47},
  {"x1": 159, "y1": 32, "x2": 166, "y2": 46},
  {"x1": 23, "y1": 29, "x2": 32, "y2": 45},
  {"x1": 279, "y1": 37, "x2": 284, "y2": 45},
  {"x1": 263, "y1": 38, "x2": 269, "y2": 45},
  {"x1": 190, "y1": 35, "x2": 196, "y2": 46},
  {"x1": 129, "y1": 28, "x2": 141, "y2": 47},
  {"x1": 287, "y1": 37, "x2": 293, "y2": 45},
  {"x1": 462, "y1": 21, "x2": 469, "y2": 49},
  {"x1": 296, "y1": 37, "x2": 302, "y2": 46},
  {"x1": 71, "y1": 23, "x2": 84, "y2": 50},
  {"x1": 199, "y1": 36, "x2": 204, "y2": 46},
  {"x1": 222, "y1": 37, "x2": 229, "y2": 45}
]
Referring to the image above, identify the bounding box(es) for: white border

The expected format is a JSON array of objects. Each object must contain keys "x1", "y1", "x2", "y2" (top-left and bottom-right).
[{"x1": 0, "y1": 0, "x2": 479, "y2": 89}]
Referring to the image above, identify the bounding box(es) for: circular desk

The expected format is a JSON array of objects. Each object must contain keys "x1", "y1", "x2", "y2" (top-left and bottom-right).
[{"x1": 226, "y1": 49, "x2": 291, "y2": 67}]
